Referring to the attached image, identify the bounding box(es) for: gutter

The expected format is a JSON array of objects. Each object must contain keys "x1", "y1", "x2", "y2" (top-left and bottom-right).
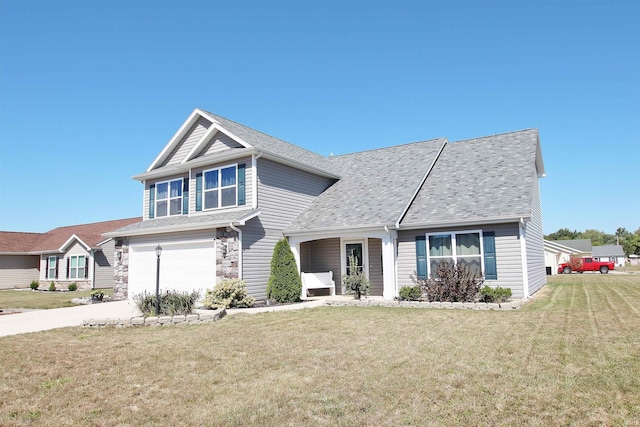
[{"x1": 395, "y1": 139, "x2": 448, "y2": 229}]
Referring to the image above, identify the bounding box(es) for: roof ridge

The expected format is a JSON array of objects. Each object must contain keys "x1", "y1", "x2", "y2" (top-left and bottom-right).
[
  {"x1": 0, "y1": 231, "x2": 44, "y2": 235},
  {"x1": 329, "y1": 137, "x2": 447, "y2": 158},
  {"x1": 202, "y1": 110, "x2": 329, "y2": 160},
  {"x1": 452, "y1": 128, "x2": 538, "y2": 144}
]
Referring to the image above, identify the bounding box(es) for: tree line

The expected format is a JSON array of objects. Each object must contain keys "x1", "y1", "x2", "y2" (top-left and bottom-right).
[{"x1": 544, "y1": 227, "x2": 640, "y2": 256}]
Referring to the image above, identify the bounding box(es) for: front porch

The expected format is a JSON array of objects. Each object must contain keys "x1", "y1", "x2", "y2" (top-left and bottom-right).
[{"x1": 288, "y1": 229, "x2": 398, "y2": 300}]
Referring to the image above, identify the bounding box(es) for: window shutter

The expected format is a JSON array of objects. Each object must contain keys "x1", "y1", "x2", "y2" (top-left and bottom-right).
[
  {"x1": 149, "y1": 184, "x2": 156, "y2": 219},
  {"x1": 196, "y1": 172, "x2": 203, "y2": 212},
  {"x1": 238, "y1": 164, "x2": 246, "y2": 206},
  {"x1": 45, "y1": 257, "x2": 49, "y2": 279},
  {"x1": 483, "y1": 232, "x2": 497, "y2": 280},
  {"x1": 416, "y1": 236, "x2": 427, "y2": 279},
  {"x1": 55, "y1": 258, "x2": 59, "y2": 279},
  {"x1": 182, "y1": 178, "x2": 189, "y2": 214},
  {"x1": 66, "y1": 258, "x2": 70, "y2": 279},
  {"x1": 84, "y1": 256, "x2": 88, "y2": 279}
]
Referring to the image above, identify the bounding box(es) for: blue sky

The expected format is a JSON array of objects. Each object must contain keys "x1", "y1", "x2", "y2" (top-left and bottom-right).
[{"x1": 1, "y1": 0, "x2": 638, "y2": 235}]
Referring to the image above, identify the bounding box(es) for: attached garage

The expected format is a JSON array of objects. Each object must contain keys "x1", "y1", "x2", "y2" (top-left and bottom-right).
[{"x1": 128, "y1": 233, "x2": 216, "y2": 298}]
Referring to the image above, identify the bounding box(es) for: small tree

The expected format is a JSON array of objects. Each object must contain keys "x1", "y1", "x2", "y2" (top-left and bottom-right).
[
  {"x1": 267, "y1": 239, "x2": 302, "y2": 303},
  {"x1": 342, "y1": 255, "x2": 370, "y2": 300}
]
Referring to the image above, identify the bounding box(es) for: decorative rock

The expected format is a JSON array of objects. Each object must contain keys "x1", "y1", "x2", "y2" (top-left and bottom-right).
[
  {"x1": 172, "y1": 315, "x2": 186, "y2": 323},
  {"x1": 158, "y1": 316, "x2": 172, "y2": 324},
  {"x1": 487, "y1": 303, "x2": 500, "y2": 310},
  {"x1": 144, "y1": 317, "x2": 158, "y2": 325},
  {"x1": 131, "y1": 317, "x2": 145, "y2": 325}
]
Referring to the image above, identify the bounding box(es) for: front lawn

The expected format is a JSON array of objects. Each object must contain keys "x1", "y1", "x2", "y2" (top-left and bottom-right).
[
  {"x1": 1, "y1": 275, "x2": 639, "y2": 425},
  {"x1": 0, "y1": 289, "x2": 112, "y2": 310}
]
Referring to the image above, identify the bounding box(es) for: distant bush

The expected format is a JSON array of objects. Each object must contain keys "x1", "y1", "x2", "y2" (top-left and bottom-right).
[
  {"x1": 48, "y1": 281, "x2": 56, "y2": 292},
  {"x1": 67, "y1": 283, "x2": 78, "y2": 292},
  {"x1": 477, "y1": 285, "x2": 512, "y2": 303},
  {"x1": 133, "y1": 289, "x2": 200, "y2": 316},
  {"x1": 29, "y1": 280, "x2": 39, "y2": 290},
  {"x1": 202, "y1": 279, "x2": 255, "y2": 309},
  {"x1": 398, "y1": 285, "x2": 422, "y2": 301},
  {"x1": 267, "y1": 239, "x2": 302, "y2": 303},
  {"x1": 411, "y1": 262, "x2": 484, "y2": 302}
]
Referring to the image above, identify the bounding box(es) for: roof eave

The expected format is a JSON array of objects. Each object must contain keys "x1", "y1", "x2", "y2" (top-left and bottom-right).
[{"x1": 398, "y1": 215, "x2": 528, "y2": 230}]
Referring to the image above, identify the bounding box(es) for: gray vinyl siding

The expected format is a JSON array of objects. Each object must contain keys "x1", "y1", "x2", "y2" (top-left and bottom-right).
[
  {"x1": 368, "y1": 238, "x2": 383, "y2": 296},
  {"x1": 525, "y1": 174, "x2": 546, "y2": 296},
  {"x1": 397, "y1": 223, "x2": 526, "y2": 298},
  {"x1": 161, "y1": 116, "x2": 212, "y2": 167},
  {"x1": 240, "y1": 161, "x2": 333, "y2": 300},
  {"x1": 256, "y1": 158, "x2": 335, "y2": 230},
  {"x1": 300, "y1": 238, "x2": 342, "y2": 292},
  {"x1": 93, "y1": 239, "x2": 115, "y2": 288},
  {"x1": 201, "y1": 132, "x2": 244, "y2": 156},
  {"x1": 0, "y1": 255, "x2": 40, "y2": 289}
]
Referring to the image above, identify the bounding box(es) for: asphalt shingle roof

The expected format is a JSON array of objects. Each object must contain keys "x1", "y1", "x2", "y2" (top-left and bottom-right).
[
  {"x1": 400, "y1": 129, "x2": 540, "y2": 227},
  {"x1": 549, "y1": 239, "x2": 593, "y2": 253},
  {"x1": 592, "y1": 244, "x2": 625, "y2": 257},
  {"x1": 0, "y1": 218, "x2": 141, "y2": 253},
  {"x1": 285, "y1": 138, "x2": 446, "y2": 233}
]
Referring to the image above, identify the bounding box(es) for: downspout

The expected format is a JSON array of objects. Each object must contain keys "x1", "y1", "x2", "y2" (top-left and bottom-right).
[
  {"x1": 229, "y1": 222, "x2": 243, "y2": 280},
  {"x1": 252, "y1": 151, "x2": 263, "y2": 209},
  {"x1": 519, "y1": 217, "x2": 530, "y2": 299}
]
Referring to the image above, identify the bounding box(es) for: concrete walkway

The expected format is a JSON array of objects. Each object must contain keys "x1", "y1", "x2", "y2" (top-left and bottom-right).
[
  {"x1": 0, "y1": 301, "x2": 141, "y2": 337},
  {"x1": 0, "y1": 299, "x2": 328, "y2": 337}
]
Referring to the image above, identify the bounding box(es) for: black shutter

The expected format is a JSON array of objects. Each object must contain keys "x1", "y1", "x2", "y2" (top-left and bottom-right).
[
  {"x1": 55, "y1": 258, "x2": 59, "y2": 279},
  {"x1": 84, "y1": 256, "x2": 88, "y2": 279},
  {"x1": 45, "y1": 257, "x2": 49, "y2": 279}
]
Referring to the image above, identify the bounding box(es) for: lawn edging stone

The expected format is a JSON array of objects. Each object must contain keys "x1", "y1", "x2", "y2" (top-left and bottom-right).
[{"x1": 83, "y1": 308, "x2": 226, "y2": 329}]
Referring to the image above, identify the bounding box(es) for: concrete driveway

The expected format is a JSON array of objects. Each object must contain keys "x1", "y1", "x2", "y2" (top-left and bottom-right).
[{"x1": 0, "y1": 301, "x2": 141, "y2": 337}]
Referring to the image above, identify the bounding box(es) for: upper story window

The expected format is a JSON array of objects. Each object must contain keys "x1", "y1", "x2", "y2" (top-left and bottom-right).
[
  {"x1": 156, "y1": 178, "x2": 183, "y2": 217},
  {"x1": 204, "y1": 165, "x2": 237, "y2": 210},
  {"x1": 68, "y1": 255, "x2": 86, "y2": 279}
]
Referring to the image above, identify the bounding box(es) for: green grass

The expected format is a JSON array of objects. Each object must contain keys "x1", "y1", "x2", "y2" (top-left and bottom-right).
[
  {"x1": 1, "y1": 275, "x2": 639, "y2": 426},
  {"x1": 0, "y1": 289, "x2": 112, "y2": 310}
]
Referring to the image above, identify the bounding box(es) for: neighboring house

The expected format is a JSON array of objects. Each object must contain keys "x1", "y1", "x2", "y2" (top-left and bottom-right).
[
  {"x1": 106, "y1": 108, "x2": 547, "y2": 300},
  {"x1": 544, "y1": 239, "x2": 580, "y2": 275},
  {"x1": 592, "y1": 245, "x2": 625, "y2": 267},
  {"x1": 0, "y1": 218, "x2": 140, "y2": 290},
  {"x1": 547, "y1": 239, "x2": 592, "y2": 256}
]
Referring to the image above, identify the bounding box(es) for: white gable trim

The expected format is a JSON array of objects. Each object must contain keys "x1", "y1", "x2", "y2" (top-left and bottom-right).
[
  {"x1": 59, "y1": 234, "x2": 91, "y2": 252},
  {"x1": 181, "y1": 122, "x2": 253, "y2": 164}
]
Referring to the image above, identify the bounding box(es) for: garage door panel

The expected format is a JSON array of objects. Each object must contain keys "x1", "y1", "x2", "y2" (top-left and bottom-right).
[{"x1": 128, "y1": 240, "x2": 216, "y2": 299}]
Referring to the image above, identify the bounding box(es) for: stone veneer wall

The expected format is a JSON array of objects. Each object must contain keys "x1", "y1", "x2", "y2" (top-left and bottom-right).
[
  {"x1": 216, "y1": 228, "x2": 239, "y2": 283},
  {"x1": 113, "y1": 238, "x2": 129, "y2": 300}
]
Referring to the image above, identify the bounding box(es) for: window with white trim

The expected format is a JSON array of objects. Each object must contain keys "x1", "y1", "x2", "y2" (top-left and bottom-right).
[
  {"x1": 204, "y1": 165, "x2": 237, "y2": 210},
  {"x1": 47, "y1": 256, "x2": 57, "y2": 279},
  {"x1": 427, "y1": 231, "x2": 483, "y2": 278},
  {"x1": 156, "y1": 178, "x2": 183, "y2": 217},
  {"x1": 68, "y1": 255, "x2": 86, "y2": 279}
]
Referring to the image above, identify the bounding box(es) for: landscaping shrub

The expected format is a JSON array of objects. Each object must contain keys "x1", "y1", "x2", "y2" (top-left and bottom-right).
[
  {"x1": 67, "y1": 283, "x2": 78, "y2": 292},
  {"x1": 342, "y1": 254, "x2": 371, "y2": 300},
  {"x1": 48, "y1": 281, "x2": 56, "y2": 292},
  {"x1": 398, "y1": 285, "x2": 422, "y2": 301},
  {"x1": 266, "y1": 239, "x2": 302, "y2": 303},
  {"x1": 478, "y1": 285, "x2": 512, "y2": 303},
  {"x1": 202, "y1": 279, "x2": 255, "y2": 309},
  {"x1": 29, "y1": 280, "x2": 39, "y2": 290},
  {"x1": 411, "y1": 261, "x2": 484, "y2": 302},
  {"x1": 133, "y1": 289, "x2": 200, "y2": 316}
]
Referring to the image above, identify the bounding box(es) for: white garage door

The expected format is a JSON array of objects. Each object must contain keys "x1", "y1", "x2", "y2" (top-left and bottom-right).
[{"x1": 128, "y1": 238, "x2": 216, "y2": 299}]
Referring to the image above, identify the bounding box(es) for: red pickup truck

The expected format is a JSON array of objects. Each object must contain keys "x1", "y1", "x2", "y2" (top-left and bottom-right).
[{"x1": 558, "y1": 257, "x2": 615, "y2": 274}]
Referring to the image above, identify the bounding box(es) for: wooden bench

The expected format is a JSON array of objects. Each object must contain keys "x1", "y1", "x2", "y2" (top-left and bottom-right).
[{"x1": 301, "y1": 271, "x2": 335, "y2": 298}]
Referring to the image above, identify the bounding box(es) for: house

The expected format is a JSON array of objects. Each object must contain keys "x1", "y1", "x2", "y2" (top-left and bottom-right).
[
  {"x1": 106, "y1": 109, "x2": 547, "y2": 301},
  {"x1": 0, "y1": 218, "x2": 140, "y2": 290},
  {"x1": 592, "y1": 245, "x2": 625, "y2": 267},
  {"x1": 544, "y1": 239, "x2": 581, "y2": 275},
  {"x1": 548, "y1": 239, "x2": 592, "y2": 256}
]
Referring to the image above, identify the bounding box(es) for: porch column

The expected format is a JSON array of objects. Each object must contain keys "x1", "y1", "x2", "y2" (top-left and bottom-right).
[
  {"x1": 288, "y1": 238, "x2": 302, "y2": 274},
  {"x1": 382, "y1": 231, "x2": 397, "y2": 300}
]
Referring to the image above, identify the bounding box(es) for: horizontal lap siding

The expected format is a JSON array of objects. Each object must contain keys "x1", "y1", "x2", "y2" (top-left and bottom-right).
[
  {"x1": 241, "y1": 159, "x2": 335, "y2": 299},
  {"x1": 526, "y1": 175, "x2": 546, "y2": 296},
  {"x1": 94, "y1": 239, "x2": 115, "y2": 288},
  {"x1": 201, "y1": 132, "x2": 243, "y2": 156},
  {"x1": 161, "y1": 117, "x2": 212, "y2": 167},
  {"x1": 368, "y1": 238, "x2": 383, "y2": 296},
  {"x1": 0, "y1": 255, "x2": 40, "y2": 289},
  {"x1": 306, "y1": 238, "x2": 342, "y2": 292},
  {"x1": 397, "y1": 223, "x2": 525, "y2": 298}
]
